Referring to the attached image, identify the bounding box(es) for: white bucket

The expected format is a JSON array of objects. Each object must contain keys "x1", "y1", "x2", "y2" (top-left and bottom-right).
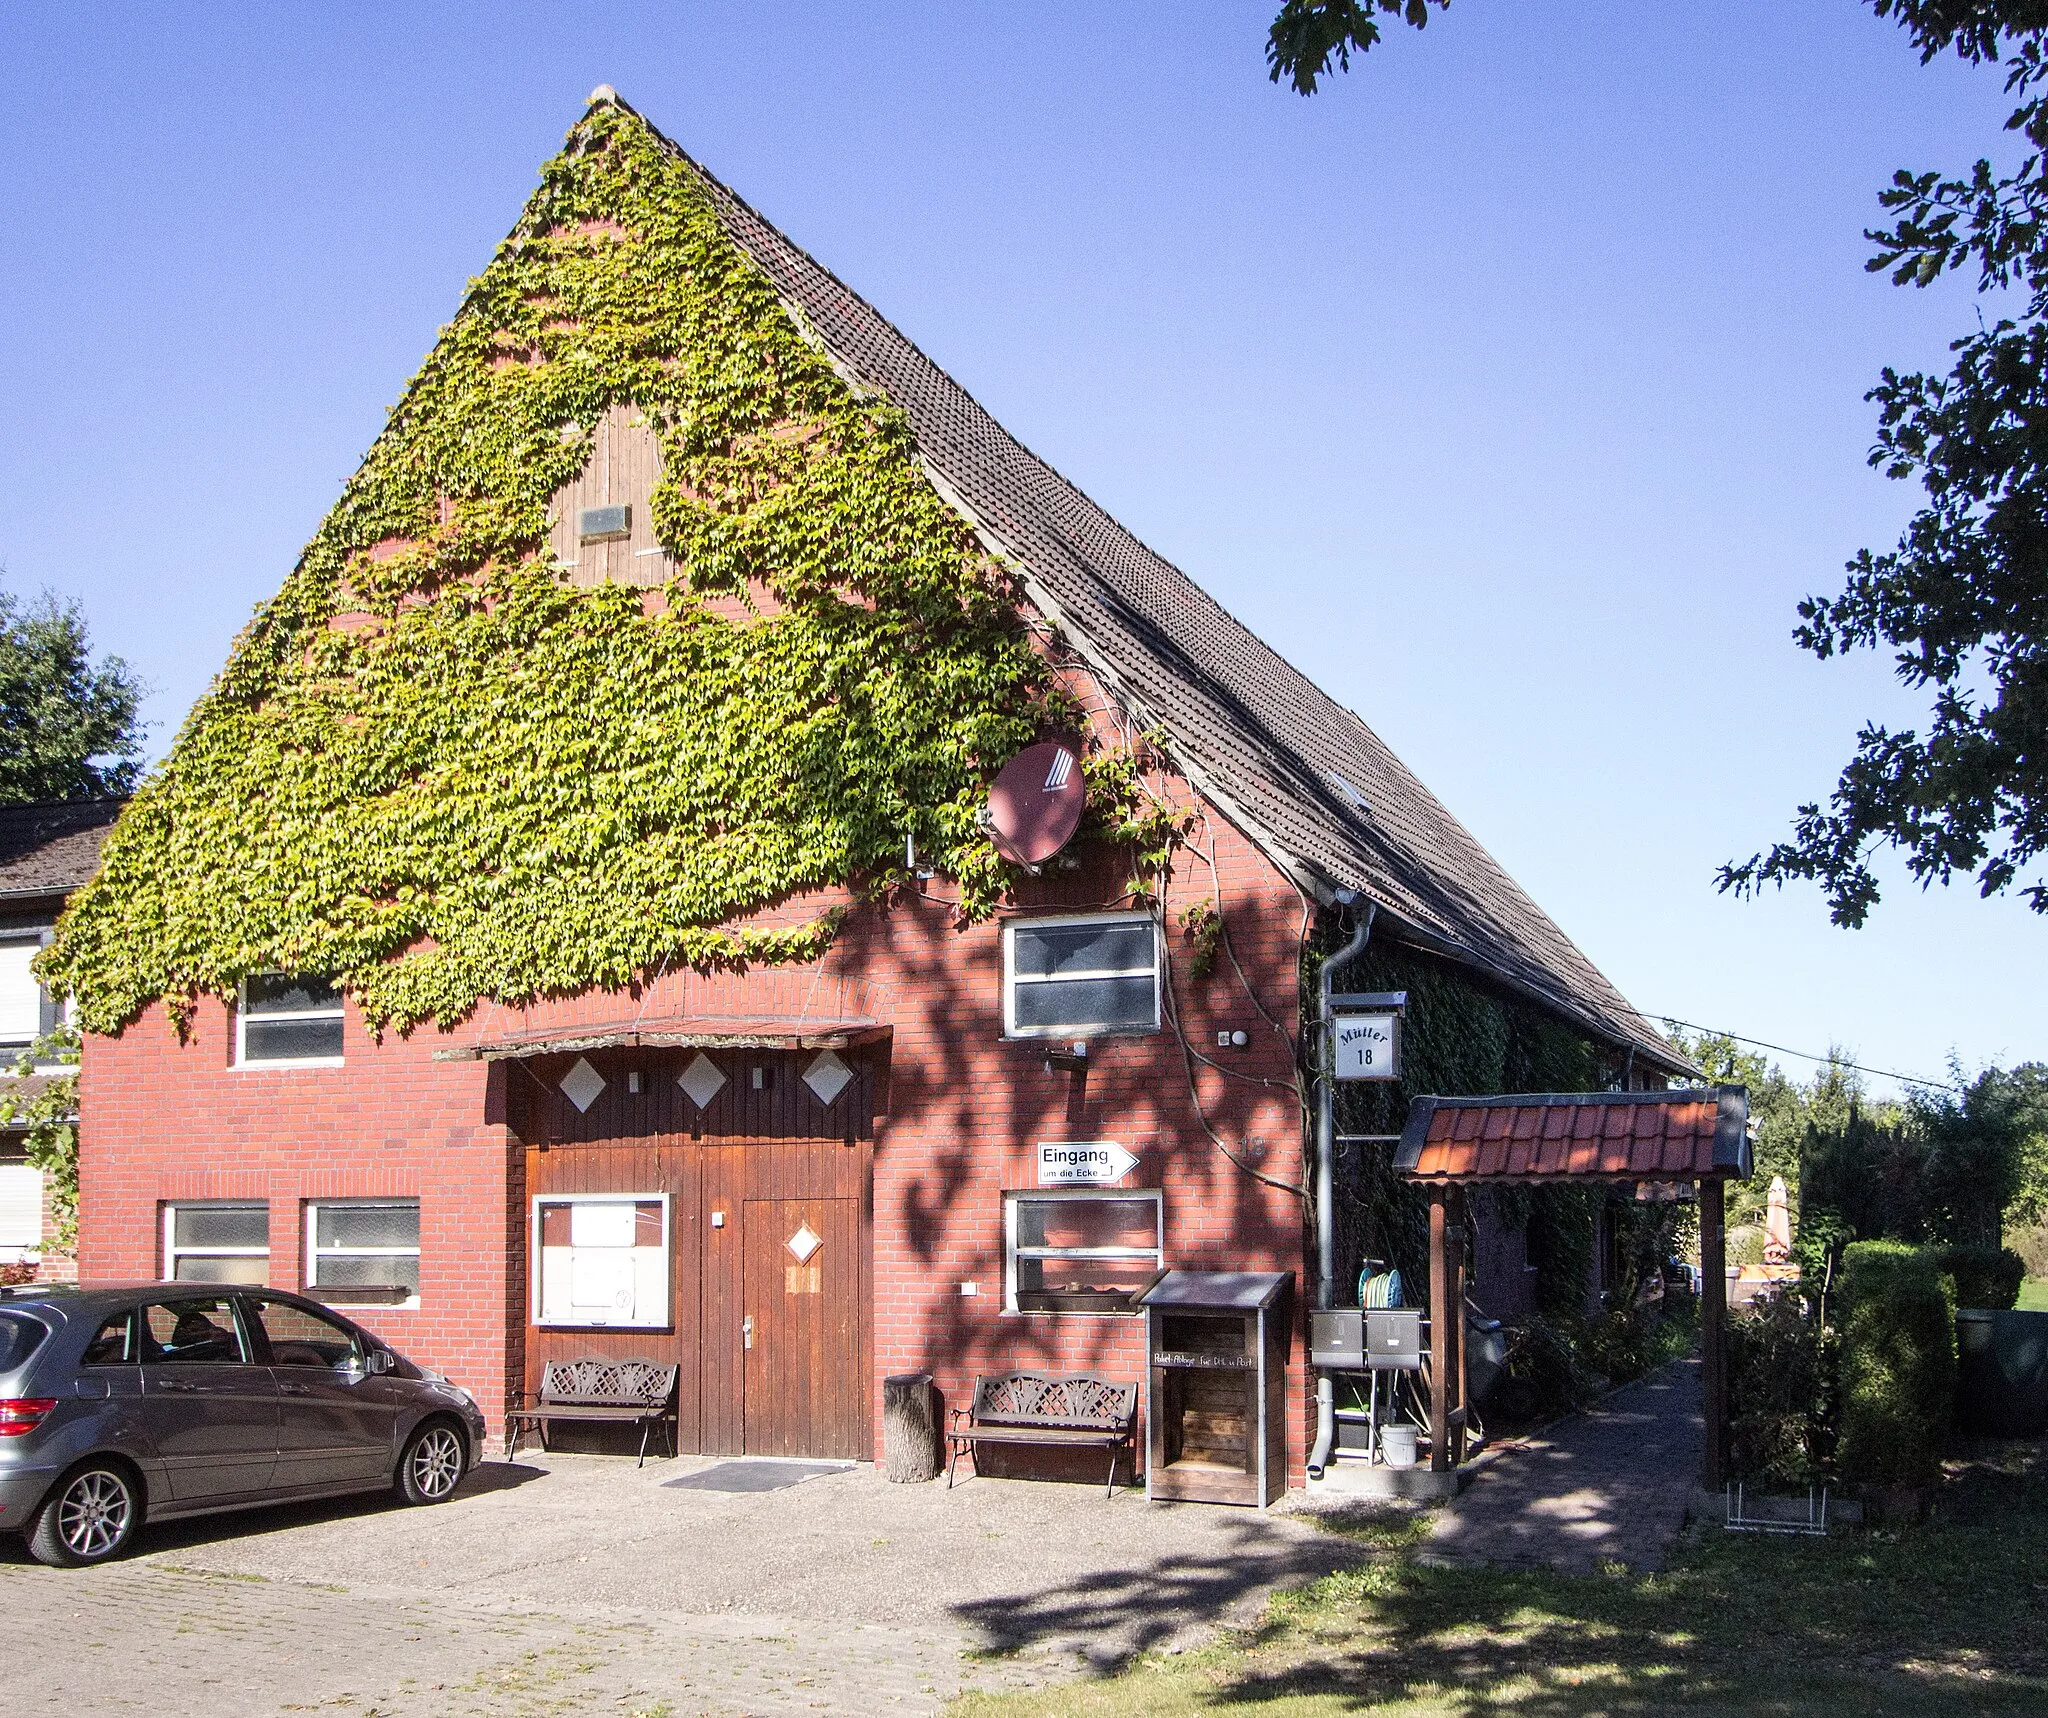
[{"x1": 1380, "y1": 1423, "x2": 1418, "y2": 1468}]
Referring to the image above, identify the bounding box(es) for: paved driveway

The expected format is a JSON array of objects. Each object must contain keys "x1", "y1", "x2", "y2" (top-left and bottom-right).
[{"x1": 0, "y1": 1453, "x2": 1364, "y2": 1715}]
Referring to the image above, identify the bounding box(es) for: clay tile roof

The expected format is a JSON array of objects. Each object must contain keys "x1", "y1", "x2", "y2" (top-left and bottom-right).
[
  {"x1": 0, "y1": 800, "x2": 123, "y2": 902},
  {"x1": 1395, "y1": 1088, "x2": 1752, "y2": 1183},
  {"x1": 645, "y1": 112, "x2": 1693, "y2": 1080}
]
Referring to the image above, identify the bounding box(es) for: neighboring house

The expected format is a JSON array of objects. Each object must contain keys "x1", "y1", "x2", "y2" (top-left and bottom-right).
[
  {"x1": 52, "y1": 92, "x2": 1691, "y2": 1474},
  {"x1": 0, "y1": 799, "x2": 121, "y2": 1279}
]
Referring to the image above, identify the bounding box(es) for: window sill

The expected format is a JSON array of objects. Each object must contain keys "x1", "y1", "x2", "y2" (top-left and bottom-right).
[
  {"x1": 232, "y1": 1058, "x2": 346, "y2": 1071},
  {"x1": 1001, "y1": 1027, "x2": 1160, "y2": 1043}
]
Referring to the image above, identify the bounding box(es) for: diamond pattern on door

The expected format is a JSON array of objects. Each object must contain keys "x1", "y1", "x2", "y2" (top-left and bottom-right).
[
  {"x1": 559, "y1": 1057, "x2": 607, "y2": 1114},
  {"x1": 677, "y1": 1052, "x2": 727, "y2": 1110},
  {"x1": 801, "y1": 1050, "x2": 853, "y2": 1106},
  {"x1": 786, "y1": 1223, "x2": 821, "y2": 1264}
]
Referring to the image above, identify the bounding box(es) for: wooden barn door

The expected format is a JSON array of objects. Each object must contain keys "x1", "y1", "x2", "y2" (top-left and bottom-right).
[
  {"x1": 742, "y1": 1197, "x2": 861, "y2": 1458},
  {"x1": 518, "y1": 1043, "x2": 878, "y2": 1464}
]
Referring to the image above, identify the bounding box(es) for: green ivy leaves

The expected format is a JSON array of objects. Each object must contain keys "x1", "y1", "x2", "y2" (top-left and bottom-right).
[{"x1": 43, "y1": 103, "x2": 1075, "y2": 1037}]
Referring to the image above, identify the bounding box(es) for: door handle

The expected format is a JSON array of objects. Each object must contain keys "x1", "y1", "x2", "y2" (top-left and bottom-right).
[
  {"x1": 742, "y1": 1314, "x2": 754, "y2": 1351},
  {"x1": 155, "y1": 1379, "x2": 199, "y2": 1393},
  {"x1": 279, "y1": 1382, "x2": 313, "y2": 1396}
]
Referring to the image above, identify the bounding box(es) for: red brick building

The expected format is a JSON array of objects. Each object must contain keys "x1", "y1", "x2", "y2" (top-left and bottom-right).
[{"x1": 60, "y1": 92, "x2": 1689, "y2": 1480}]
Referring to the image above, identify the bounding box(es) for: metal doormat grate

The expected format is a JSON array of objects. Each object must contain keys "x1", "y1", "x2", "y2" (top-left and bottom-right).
[{"x1": 663, "y1": 1460, "x2": 854, "y2": 1493}]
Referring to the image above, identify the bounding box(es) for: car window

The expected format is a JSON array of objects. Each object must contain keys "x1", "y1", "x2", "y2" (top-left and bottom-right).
[
  {"x1": 247, "y1": 1298, "x2": 360, "y2": 1369},
  {"x1": 141, "y1": 1296, "x2": 251, "y2": 1365},
  {"x1": 0, "y1": 1311, "x2": 47, "y2": 1373},
  {"x1": 81, "y1": 1310, "x2": 139, "y2": 1365}
]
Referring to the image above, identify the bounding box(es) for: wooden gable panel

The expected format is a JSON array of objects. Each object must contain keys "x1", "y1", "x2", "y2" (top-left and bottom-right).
[{"x1": 546, "y1": 403, "x2": 676, "y2": 589}]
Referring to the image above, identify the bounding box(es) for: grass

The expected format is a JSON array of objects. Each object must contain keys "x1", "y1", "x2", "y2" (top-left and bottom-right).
[
  {"x1": 2016, "y1": 1279, "x2": 2048, "y2": 1312},
  {"x1": 951, "y1": 1442, "x2": 2048, "y2": 1717}
]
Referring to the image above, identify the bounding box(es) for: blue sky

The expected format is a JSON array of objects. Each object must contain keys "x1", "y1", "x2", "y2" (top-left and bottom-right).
[{"x1": 2, "y1": 1, "x2": 2039, "y2": 1095}]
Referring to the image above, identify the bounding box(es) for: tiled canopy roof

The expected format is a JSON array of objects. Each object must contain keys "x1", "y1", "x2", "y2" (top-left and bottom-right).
[
  {"x1": 646, "y1": 108, "x2": 1689, "y2": 1076},
  {"x1": 0, "y1": 800, "x2": 122, "y2": 902},
  {"x1": 1395, "y1": 1089, "x2": 1752, "y2": 1183}
]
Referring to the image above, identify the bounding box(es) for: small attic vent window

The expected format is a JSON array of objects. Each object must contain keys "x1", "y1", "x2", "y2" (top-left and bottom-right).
[
  {"x1": 1330, "y1": 772, "x2": 1371, "y2": 815},
  {"x1": 578, "y1": 504, "x2": 631, "y2": 543}
]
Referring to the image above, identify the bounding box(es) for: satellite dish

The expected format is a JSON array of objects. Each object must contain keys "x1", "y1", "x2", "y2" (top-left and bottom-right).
[{"x1": 988, "y1": 740, "x2": 1086, "y2": 864}]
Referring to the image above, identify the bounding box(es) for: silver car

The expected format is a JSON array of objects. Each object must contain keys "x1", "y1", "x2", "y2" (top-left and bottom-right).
[{"x1": 0, "y1": 1282, "x2": 488, "y2": 1566}]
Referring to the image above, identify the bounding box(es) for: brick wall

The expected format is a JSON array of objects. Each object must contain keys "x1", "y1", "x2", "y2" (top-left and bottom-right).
[{"x1": 75, "y1": 759, "x2": 1320, "y2": 1476}]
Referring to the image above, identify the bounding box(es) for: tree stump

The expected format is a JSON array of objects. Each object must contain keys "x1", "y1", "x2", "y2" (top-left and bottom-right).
[{"x1": 882, "y1": 1371, "x2": 940, "y2": 1483}]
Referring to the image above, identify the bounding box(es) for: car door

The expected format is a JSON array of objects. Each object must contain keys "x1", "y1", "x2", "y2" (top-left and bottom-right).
[
  {"x1": 136, "y1": 1295, "x2": 279, "y2": 1502},
  {"x1": 245, "y1": 1295, "x2": 397, "y2": 1489}
]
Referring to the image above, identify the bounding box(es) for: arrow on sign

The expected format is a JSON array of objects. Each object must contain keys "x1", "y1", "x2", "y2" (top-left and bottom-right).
[{"x1": 1036, "y1": 1140, "x2": 1140, "y2": 1186}]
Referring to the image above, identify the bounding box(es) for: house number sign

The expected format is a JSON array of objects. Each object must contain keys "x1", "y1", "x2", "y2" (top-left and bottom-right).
[{"x1": 1332, "y1": 1013, "x2": 1401, "y2": 1082}]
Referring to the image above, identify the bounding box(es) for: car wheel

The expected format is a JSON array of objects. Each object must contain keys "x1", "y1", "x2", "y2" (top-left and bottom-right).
[
  {"x1": 395, "y1": 1419, "x2": 465, "y2": 1505},
  {"x1": 28, "y1": 1461, "x2": 141, "y2": 1567}
]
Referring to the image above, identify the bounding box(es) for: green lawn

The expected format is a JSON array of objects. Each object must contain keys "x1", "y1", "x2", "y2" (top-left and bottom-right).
[
  {"x1": 2018, "y1": 1278, "x2": 2048, "y2": 1311},
  {"x1": 953, "y1": 1443, "x2": 2048, "y2": 1717}
]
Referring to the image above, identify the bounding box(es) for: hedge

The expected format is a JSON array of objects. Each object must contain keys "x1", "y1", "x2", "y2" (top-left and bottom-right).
[
  {"x1": 1836, "y1": 1241, "x2": 1956, "y2": 1492},
  {"x1": 1933, "y1": 1244, "x2": 2026, "y2": 1311}
]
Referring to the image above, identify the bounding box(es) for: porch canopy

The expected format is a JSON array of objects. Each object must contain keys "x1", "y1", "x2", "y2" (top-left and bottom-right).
[
  {"x1": 434, "y1": 1014, "x2": 891, "y2": 1061},
  {"x1": 1393, "y1": 1087, "x2": 1753, "y2": 1486}
]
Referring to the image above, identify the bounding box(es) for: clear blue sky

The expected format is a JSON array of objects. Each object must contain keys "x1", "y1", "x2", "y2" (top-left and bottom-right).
[{"x1": 2, "y1": 1, "x2": 2039, "y2": 1096}]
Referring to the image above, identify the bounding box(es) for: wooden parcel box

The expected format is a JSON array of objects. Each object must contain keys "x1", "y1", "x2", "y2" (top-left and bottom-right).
[{"x1": 1137, "y1": 1269, "x2": 1293, "y2": 1507}]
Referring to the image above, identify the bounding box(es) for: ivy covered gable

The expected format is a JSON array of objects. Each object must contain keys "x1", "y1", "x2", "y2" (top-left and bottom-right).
[{"x1": 44, "y1": 97, "x2": 1061, "y2": 1037}]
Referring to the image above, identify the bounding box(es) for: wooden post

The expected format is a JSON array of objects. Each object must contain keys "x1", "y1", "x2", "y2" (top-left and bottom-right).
[
  {"x1": 1429, "y1": 1186, "x2": 1450, "y2": 1472},
  {"x1": 1450, "y1": 1184, "x2": 1468, "y2": 1465},
  {"x1": 1699, "y1": 1177, "x2": 1727, "y2": 1491}
]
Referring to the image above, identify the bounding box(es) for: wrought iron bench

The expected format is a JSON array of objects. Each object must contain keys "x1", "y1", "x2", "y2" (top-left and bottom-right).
[
  {"x1": 507, "y1": 1359, "x2": 679, "y2": 1467},
  {"x1": 947, "y1": 1371, "x2": 1139, "y2": 1497}
]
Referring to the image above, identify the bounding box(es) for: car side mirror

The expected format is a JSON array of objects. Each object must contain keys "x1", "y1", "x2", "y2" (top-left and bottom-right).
[{"x1": 364, "y1": 1349, "x2": 393, "y2": 1375}]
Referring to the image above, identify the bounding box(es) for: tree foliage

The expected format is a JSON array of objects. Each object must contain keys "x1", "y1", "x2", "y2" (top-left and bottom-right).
[
  {"x1": 1262, "y1": 0, "x2": 2048, "y2": 923},
  {"x1": 1265, "y1": 0, "x2": 1446, "y2": 95},
  {"x1": 0, "y1": 578, "x2": 142, "y2": 805}
]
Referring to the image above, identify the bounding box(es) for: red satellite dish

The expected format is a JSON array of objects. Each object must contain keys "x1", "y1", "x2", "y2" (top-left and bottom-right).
[{"x1": 988, "y1": 740, "x2": 1086, "y2": 864}]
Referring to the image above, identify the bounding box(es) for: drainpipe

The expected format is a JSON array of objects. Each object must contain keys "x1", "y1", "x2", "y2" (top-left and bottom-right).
[{"x1": 1307, "y1": 893, "x2": 1375, "y2": 1479}]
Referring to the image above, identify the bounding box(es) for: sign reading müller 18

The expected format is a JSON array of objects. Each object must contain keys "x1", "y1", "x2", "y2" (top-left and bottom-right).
[{"x1": 1332, "y1": 1012, "x2": 1402, "y2": 1082}]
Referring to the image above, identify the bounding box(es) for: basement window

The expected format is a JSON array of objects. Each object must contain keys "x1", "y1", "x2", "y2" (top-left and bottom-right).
[
  {"x1": 165, "y1": 1202, "x2": 270, "y2": 1285},
  {"x1": 306, "y1": 1201, "x2": 421, "y2": 1307},
  {"x1": 237, "y1": 974, "x2": 345, "y2": 1067},
  {"x1": 1004, "y1": 1190, "x2": 1163, "y2": 1314},
  {"x1": 533, "y1": 1194, "x2": 670, "y2": 1329},
  {"x1": 1003, "y1": 913, "x2": 1161, "y2": 1038}
]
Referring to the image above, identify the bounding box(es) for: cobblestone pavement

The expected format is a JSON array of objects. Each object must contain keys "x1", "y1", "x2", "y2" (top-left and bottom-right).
[
  {"x1": 1420, "y1": 1358, "x2": 1703, "y2": 1575},
  {"x1": 2, "y1": 1453, "x2": 1364, "y2": 1716}
]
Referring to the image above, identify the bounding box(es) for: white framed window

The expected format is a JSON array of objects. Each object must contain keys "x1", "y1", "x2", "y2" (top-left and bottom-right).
[
  {"x1": 306, "y1": 1200, "x2": 420, "y2": 1307},
  {"x1": 1002, "y1": 912, "x2": 1161, "y2": 1039},
  {"x1": 0, "y1": 938, "x2": 42, "y2": 1053},
  {"x1": 1003, "y1": 1188, "x2": 1163, "y2": 1314},
  {"x1": 532, "y1": 1193, "x2": 671, "y2": 1329},
  {"x1": 165, "y1": 1202, "x2": 270, "y2": 1285},
  {"x1": 0, "y1": 1162, "x2": 43, "y2": 1261},
  {"x1": 237, "y1": 974, "x2": 345, "y2": 1067}
]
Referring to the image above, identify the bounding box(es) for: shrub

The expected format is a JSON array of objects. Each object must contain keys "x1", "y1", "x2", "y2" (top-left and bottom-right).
[
  {"x1": 1933, "y1": 1244, "x2": 2026, "y2": 1310},
  {"x1": 1836, "y1": 1241, "x2": 1955, "y2": 1492},
  {"x1": 1728, "y1": 1292, "x2": 1837, "y2": 1488}
]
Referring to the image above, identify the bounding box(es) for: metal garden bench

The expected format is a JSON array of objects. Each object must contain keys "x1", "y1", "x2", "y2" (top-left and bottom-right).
[
  {"x1": 507, "y1": 1358, "x2": 679, "y2": 1467},
  {"x1": 946, "y1": 1370, "x2": 1139, "y2": 1497}
]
